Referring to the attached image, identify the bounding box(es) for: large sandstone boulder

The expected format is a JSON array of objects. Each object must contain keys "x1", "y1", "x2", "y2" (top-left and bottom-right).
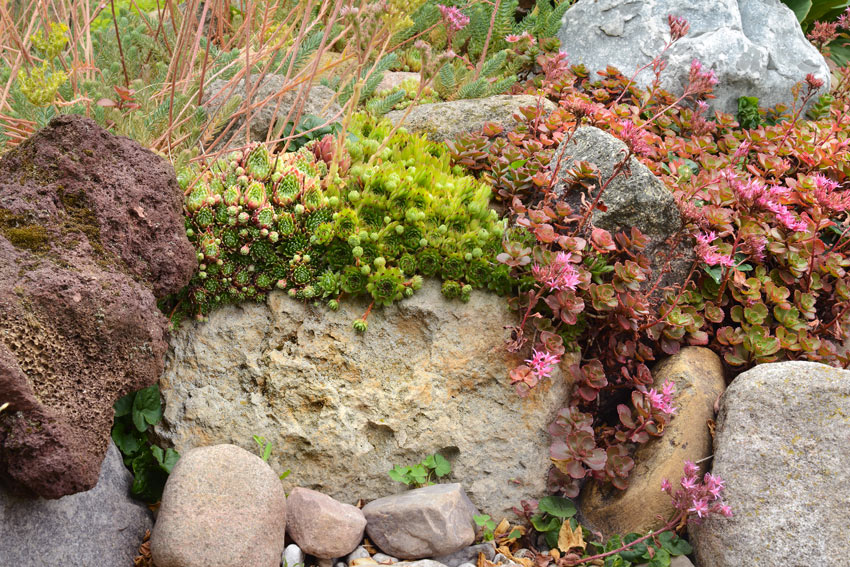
[
  {"x1": 156, "y1": 280, "x2": 575, "y2": 519},
  {"x1": 203, "y1": 75, "x2": 342, "y2": 145},
  {"x1": 0, "y1": 115, "x2": 195, "y2": 498},
  {"x1": 578, "y1": 348, "x2": 725, "y2": 538},
  {"x1": 690, "y1": 361, "x2": 850, "y2": 566},
  {"x1": 151, "y1": 444, "x2": 287, "y2": 567},
  {"x1": 0, "y1": 441, "x2": 153, "y2": 566},
  {"x1": 386, "y1": 95, "x2": 557, "y2": 142},
  {"x1": 558, "y1": 0, "x2": 830, "y2": 114}
]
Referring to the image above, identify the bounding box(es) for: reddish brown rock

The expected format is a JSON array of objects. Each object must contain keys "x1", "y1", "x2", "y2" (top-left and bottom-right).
[
  {"x1": 0, "y1": 115, "x2": 195, "y2": 498},
  {"x1": 287, "y1": 487, "x2": 367, "y2": 558}
]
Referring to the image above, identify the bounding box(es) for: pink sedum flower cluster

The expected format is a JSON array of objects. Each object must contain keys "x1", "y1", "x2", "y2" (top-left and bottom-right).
[
  {"x1": 695, "y1": 231, "x2": 735, "y2": 268},
  {"x1": 438, "y1": 4, "x2": 469, "y2": 32},
  {"x1": 662, "y1": 461, "x2": 733, "y2": 522},
  {"x1": 619, "y1": 119, "x2": 651, "y2": 157},
  {"x1": 532, "y1": 251, "x2": 581, "y2": 292},
  {"x1": 724, "y1": 170, "x2": 808, "y2": 232},
  {"x1": 812, "y1": 173, "x2": 850, "y2": 213},
  {"x1": 644, "y1": 379, "x2": 677, "y2": 415},
  {"x1": 667, "y1": 14, "x2": 690, "y2": 41},
  {"x1": 526, "y1": 348, "x2": 561, "y2": 381},
  {"x1": 687, "y1": 59, "x2": 718, "y2": 97}
]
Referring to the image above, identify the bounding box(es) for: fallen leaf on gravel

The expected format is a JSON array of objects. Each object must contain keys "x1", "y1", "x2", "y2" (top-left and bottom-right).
[
  {"x1": 557, "y1": 522, "x2": 585, "y2": 553},
  {"x1": 496, "y1": 545, "x2": 533, "y2": 567}
]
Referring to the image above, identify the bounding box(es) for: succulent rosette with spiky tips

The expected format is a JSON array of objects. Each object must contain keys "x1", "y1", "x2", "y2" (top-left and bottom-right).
[{"x1": 176, "y1": 114, "x2": 512, "y2": 328}]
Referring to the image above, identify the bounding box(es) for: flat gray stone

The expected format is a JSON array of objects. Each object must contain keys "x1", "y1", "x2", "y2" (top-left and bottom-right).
[
  {"x1": 203, "y1": 74, "x2": 342, "y2": 145},
  {"x1": 151, "y1": 444, "x2": 287, "y2": 567},
  {"x1": 373, "y1": 554, "x2": 400, "y2": 564},
  {"x1": 386, "y1": 95, "x2": 556, "y2": 142},
  {"x1": 362, "y1": 484, "x2": 477, "y2": 559},
  {"x1": 433, "y1": 542, "x2": 496, "y2": 567},
  {"x1": 558, "y1": 0, "x2": 830, "y2": 114},
  {"x1": 690, "y1": 362, "x2": 850, "y2": 566},
  {"x1": 0, "y1": 441, "x2": 152, "y2": 566}
]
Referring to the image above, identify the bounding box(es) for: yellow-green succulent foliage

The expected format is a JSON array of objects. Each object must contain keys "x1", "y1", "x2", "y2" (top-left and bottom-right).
[{"x1": 179, "y1": 114, "x2": 512, "y2": 322}]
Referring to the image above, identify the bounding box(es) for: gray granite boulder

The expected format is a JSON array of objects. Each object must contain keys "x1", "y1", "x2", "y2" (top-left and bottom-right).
[
  {"x1": 386, "y1": 95, "x2": 556, "y2": 142},
  {"x1": 558, "y1": 0, "x2": 830, "y2": 114},
  {"x1": 689, "y1": 361, "x2": 850, "y2": 566},
  {"x1": 555, "y1": 126, "x2": 681, "y2": 238},
  {"x1": 0, "y1": 441, "x2": 153, "y2": 566},
  {"x1": 203, "y1": 74, "x2": 342, "y2": 145},
  {"x1": 151, "y1": 444, "x2": 287, "y2": 567},
  {"x1": 362, "y1": 483, "x2": 477, "y2": 559}
]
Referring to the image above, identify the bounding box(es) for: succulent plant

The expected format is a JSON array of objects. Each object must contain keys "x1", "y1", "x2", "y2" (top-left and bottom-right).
[{"x1": 178, "y1": 113, "x2": 513, "y2": 324}]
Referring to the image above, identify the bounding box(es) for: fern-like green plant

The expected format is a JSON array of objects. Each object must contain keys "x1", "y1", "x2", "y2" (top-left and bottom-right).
[
  {"x1": 366, "y1": 90, "x2": 407, "y2": 115},
  {"x1": 432, "y1": 49, "x2": 517, "y2": 100}
]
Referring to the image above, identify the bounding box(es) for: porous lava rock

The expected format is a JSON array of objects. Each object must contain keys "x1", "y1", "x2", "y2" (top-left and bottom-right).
[{"x1": 0, "y1": 115, "x2": 195, "y2": 498}]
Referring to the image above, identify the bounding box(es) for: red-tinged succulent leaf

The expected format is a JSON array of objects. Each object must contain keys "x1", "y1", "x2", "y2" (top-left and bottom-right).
[
  {"x1": 583, "y1": 448, "x2": 607, "y2": 471},
  {"x1": 617, "y1": 404, "x2": 635, "y2": 428},
  {"x1": 552, "y1": 457, "x2": 587, "y2": 481},
  {"x1": 609, "y1": 454, "x2": 634, "y2": 477},
  {"x1": 591, "y1": 228, "x2": 616, "y2": 251},
  {"x1": 630, "y1": 430, "x2": 649, "y2": 444}
]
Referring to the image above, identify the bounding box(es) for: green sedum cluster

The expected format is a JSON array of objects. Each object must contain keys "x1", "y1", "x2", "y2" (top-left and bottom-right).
[{"x1": 179, "y1": 114, "x2": 511, "y2": 326}]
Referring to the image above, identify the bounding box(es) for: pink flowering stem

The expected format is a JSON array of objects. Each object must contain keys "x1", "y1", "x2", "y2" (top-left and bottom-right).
[
  {"x1": 474, "y1": 0, "x2": 501, "y2": 80},
  {"x1": 575, "y1": 151, "x2": 633, "y2": 233},
  {"x1": 715, "y1": 230, "x2": 742, "y2": 300}
]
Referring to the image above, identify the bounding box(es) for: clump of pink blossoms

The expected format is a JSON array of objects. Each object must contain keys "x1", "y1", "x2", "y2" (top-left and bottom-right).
[
  {"x1": 687, "y1": 59, "x2": 718, "y2": 96},
  {"x1": 662, "y1": 460, "x2": 733, "y2": 522},
  {"x1": 644, "y1": 379, "x2": 677, "y2": 415},
  {"x1": 695, "y1": 231, "x2": 735, "y2": 268},
  {"x1": 438, "y1": 4, "x2": 469, "y2": 32},
  {"x1": 531, "y1": 251, "x2": 581, "y2": 292},
  {"x1": 723, "y1": 169, "x2": 808, "y2": 232},
  {"x1": 526, "y1": 348, "x2": 561, "y2": 381}
]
